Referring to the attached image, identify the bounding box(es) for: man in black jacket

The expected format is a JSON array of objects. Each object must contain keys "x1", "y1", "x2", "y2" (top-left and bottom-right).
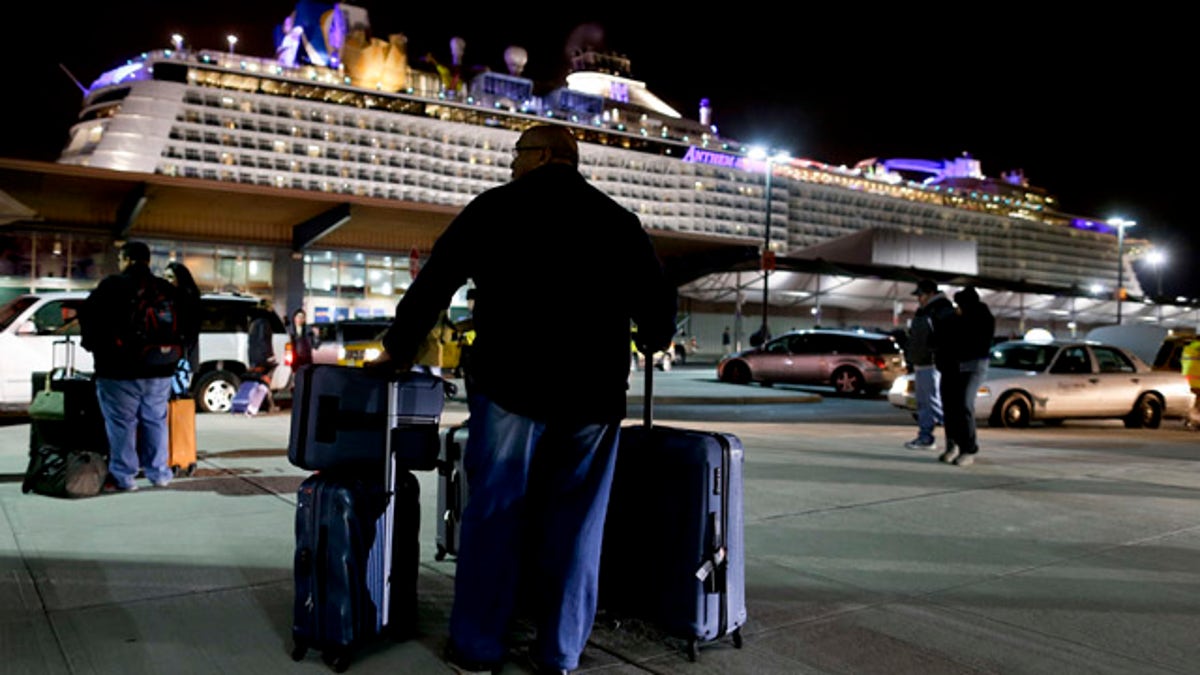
[
  {"x1": 80, "y1": 241, "x2": 182, "y2": 491},
  {"x1": 375, "y1": 124, "x2": 677, "y2": 674},
  {"x1": 905, "y1": 279, "x2": 951, "y2": 450},
  {"x1": 940, "y1": 286, "x2": 995, "y2": 467}
]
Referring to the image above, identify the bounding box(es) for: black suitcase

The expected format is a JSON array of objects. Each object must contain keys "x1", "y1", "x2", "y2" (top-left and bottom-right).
[
  {"x1": 600, "y1": 360, "x2": 747, "y2": 661},
  {"x1": 28, "y1": 337, "x2": 108, "y2": 455},
  {"x1": 289, "y1": 365, "x2": 444, "y2": 472},
  {"x1": 434, "y1": 423, "x2": 470, "y2": 561},
  {"x1": 290, "y1": 379, "x2": 422, "y2": 672}
]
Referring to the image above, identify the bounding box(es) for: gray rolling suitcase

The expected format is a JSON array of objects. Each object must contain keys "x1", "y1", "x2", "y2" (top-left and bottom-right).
[
  {"x1": 289, "y1": 365, "x2": 443, "y2": 472},
  {"x1": 434, "y1": 423, "x2": 470, "y2": 561},
  {"x1": 600, "y1": 359, "x2": 747, "y2": 661}
]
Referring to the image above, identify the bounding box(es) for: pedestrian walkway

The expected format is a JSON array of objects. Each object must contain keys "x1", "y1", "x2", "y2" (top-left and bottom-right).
[{"x1": 2, "y1": 368, "x2": 1198, "y2": 674}]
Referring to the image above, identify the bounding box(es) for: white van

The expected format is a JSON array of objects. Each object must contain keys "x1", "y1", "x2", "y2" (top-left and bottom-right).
[{"x1": 0, "y1": 291, "x2": 290, "y2": 413}]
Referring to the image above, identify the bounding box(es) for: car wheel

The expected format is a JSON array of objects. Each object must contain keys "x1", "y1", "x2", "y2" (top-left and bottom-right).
[
  {"x1": 1124, "y1": 394, "x2": 1163, "y2": 429},
  {"x1": 195, "y1": 371, "x2": 239, "y2": 413},
  {"x1": 993, "y1": 393, "x2": 1032, "y2": 428},
  {"x1": 722, "y1": 361, "x2": 751, "y2": 384},
  {"x1": 659, "y1": 353, "x2": 672, "y2": 371},
  {"x1": 831, "y1": 367, "x2": 865, "y2": 395}
]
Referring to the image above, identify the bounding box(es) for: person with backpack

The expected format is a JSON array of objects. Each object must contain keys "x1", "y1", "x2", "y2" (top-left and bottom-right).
[{"x1": 80, "y1": 241, "x2": 187, "y2": 492}]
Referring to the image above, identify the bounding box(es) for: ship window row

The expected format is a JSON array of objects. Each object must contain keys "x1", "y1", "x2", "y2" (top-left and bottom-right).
[
  {"x1": 176, "y1": 110, "x2": 509, "y2": 164},
  {"x1": 186, "y1": 78, "x2": 704, "y2": 163},
  {"x1": 180, "y1": 94, "x2": 512, "y2": 153}
]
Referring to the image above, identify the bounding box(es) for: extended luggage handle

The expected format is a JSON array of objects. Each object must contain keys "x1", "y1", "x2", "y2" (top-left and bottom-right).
[
  {"x1": 642, "y1": 346, "x2": 654, "y2": 428},
  {"x1": 42, "y1": 336, "x2": 79, "y2": 392}
]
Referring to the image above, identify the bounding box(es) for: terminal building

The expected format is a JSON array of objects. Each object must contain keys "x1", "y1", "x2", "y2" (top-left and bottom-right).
[{"x1": 1, "y1": 2, "x2": 1194, "y2": 357}]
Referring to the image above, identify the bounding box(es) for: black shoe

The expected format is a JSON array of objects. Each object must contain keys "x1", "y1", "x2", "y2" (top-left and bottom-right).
[{"x1": 443, "y1": 641, "x2": 501, "y2": 674}]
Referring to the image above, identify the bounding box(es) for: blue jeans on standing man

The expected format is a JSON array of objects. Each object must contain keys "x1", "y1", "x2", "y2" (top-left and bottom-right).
[
  {"x1": 914, "y1": 364, "x2": 942, "y2": 445},
  {"x1": 95, "y1": 377, "x2": 173, "y2": 488},
  {"x1": 450, "y1": 393, "x2": 620, "y2": 671}
]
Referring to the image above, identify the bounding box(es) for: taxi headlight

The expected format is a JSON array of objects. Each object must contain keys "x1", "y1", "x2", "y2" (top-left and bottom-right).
[
  {"x1": 977, "y1": 385, "x2": 992, "y2": 397},
  {"x1": 338, "y1": 346, "x2": 346, "y2": 360},
  {"x1": 889, "y1": 378, "x2": 908, "y2": 394},
  {"x1": 364, "y1": 347, "x2": 382, "y2": 361}
]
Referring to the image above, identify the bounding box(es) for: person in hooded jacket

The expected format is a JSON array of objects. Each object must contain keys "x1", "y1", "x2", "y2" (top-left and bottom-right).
[{"x1": 938, "y1": 285, "x2": 994, "y2": 467}]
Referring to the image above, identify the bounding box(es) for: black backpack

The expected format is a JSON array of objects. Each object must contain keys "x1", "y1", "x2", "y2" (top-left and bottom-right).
[{"x1": 128, "y1": 275, "x2": 185, "y2": 368}]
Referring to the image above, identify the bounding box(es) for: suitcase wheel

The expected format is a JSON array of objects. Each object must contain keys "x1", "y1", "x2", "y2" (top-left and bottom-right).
[
  {"x1": 185, "y1": 462, "x2": 197, "y2": 477},
  {"x1": 290, "y1": 640, "x2": 306, "y2": 662},
  {"x1": 322, "y1": 650, "x2": 350, "y2": 673},
  {"x1": 732, "y1": 627, "x2": 743, "y2": 648},
  {"x1": 435, "y1": 544, "x2": 447, "y2": 561},
  {"x1": 687, "y1": 638, "x2": 698, "y2": 662},
  {"x1": 171, "y1": 465, "x2": 180, "y2": 477}
]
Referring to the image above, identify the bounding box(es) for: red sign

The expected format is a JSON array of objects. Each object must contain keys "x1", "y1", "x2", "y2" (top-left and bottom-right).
[
  {"x1": 409, "y1": 247, "x2": 421, "y2": 279},
  {"x1": 762, "y1": 250, "x2": 776, "y2": 272}
]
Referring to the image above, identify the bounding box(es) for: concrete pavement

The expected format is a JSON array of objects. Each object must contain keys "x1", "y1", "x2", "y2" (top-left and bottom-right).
[{"x1": 2, "y1": 366, "x2": 1199, "y2": 674}]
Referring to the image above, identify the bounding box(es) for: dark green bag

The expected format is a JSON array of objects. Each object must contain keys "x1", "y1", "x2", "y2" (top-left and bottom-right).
[{"x1": 22, "y1": 444, "x2": 106, "y2": 498}]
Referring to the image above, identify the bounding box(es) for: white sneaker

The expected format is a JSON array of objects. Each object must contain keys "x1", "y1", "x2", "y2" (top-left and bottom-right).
[
  {"x1": 938, "y1": 449, "x2": 959, "y2": 464},
  {"x1": 953, "y1": 454, "x2": 975, "y2": 467}
]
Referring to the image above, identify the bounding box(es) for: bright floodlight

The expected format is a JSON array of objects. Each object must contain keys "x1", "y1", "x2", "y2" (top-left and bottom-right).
[
  {"x1": 1024, "y1": 328, "x2": 1054, "y2": 343},
  {"x1": 171, "y1": 34, "x2": 184, "y2": 51},
  {"x1": 1146, "y1": 249, "x2": 1166, "y2": 266},
  {"x1": 227, "y1": 35, "x2": 239, "y2": 53}
]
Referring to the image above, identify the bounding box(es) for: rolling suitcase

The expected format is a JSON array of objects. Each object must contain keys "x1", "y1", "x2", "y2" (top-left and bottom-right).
[
  {"x1": 27, "y1": 336, "x2": 108, "y2": 455},
  {"x1": 434, "y1": 423, "x2": 470, "y2": 561},
  {"x1": 230, "y1": 379, "x2": 269, "y2": 415},
  {"x1": 290, "y1": 371, "x2": 423, "y2": 672},
  {"x1": 289, "y1": 365, "x2": 444, "y2": 472},
  {"x1": 168, "y1": 395, "x2": 198, "y2": 476},
  {"x1": 600, "y1": 359, "x2": 746, "y2": 661}
]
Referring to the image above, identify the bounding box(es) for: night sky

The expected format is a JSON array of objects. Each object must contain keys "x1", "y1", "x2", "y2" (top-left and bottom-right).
[{"x1": 6, "y1": 3, "x2": 1192, "y2": 295}]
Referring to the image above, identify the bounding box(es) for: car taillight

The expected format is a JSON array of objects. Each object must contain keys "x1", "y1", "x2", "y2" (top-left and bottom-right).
[
  {"x1": 867, "y1": 355, "x2": 887, "y2": 369},
  {"x1": 283, "y1": 341, "x2": 294, "y2": 367}
]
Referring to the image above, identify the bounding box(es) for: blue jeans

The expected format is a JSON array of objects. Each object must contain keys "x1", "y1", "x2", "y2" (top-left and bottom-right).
[
  {"x1": 914, "y1": 365, "x2": 942, "y2": 443},
  {"x1": 451, "y1": 393, "x2": 620, "y2": 670},
  {"x1": 95, "y1": 377, "x2": 172, "y2": 488}
]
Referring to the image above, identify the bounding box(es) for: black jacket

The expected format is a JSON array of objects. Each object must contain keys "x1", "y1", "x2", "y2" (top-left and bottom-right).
[
  {"x1": 924, "y1": 294, "x2": 959, "y2": 372},
  {"x1": 955, "y1": 296, "x2": 995, "y2": 364},
  {"x1": 80, "y1": 263, "x2": 180, "y2": 380},
  {"x1": 382, "y1": 163, "x2": 677, "y2": 423}
]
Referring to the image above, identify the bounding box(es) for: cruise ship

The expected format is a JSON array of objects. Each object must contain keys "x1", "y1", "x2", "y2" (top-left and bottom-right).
[{"x1": 32, "y1": 2, "x2": 1193, "y2": 343}]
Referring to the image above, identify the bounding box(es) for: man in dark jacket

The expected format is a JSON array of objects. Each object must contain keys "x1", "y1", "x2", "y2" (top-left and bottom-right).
[
  {"x1": 375, "y1": 124, "x2": 676, "y2": 674},
  {"x1": 80, "y1": 241, "x2": 182, "y2": 491},
  {"x1": 939, "y1": 286, "x2": 995, "y2": 467},
  {"x1": 905, "y1": 279, "x2": 951, "y2": 449}
]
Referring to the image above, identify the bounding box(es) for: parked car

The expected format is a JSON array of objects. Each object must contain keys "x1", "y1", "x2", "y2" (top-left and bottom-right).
[
  {"x1": 0, "y1": 291, "x2": 290, "y2": 414},
  {"x1": 887, "y1": 339, "x2": 1194, "y2": 428},
  {"x1": 716, "y1": 329, "x2": 906, "y2": 395},
  {"x1": 307, "y1": 318, "x2": 393, "y2": 366},
  {"x1": 1085, "y1": 324, "x2": 1197, "y2": 374}
]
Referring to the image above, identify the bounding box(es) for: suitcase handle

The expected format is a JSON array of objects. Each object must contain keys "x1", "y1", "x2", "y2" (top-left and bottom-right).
[{"x1": 642, "y1": 351, "x2": 654, "y2": 428}]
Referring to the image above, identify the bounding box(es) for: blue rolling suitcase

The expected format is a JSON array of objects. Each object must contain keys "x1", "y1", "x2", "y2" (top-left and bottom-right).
[
  {"x1": 600, "y1": 362, "x2": 746, "y2": 661},
  {"x1": 290, "y1": 379, "x2": 422, "y2": 672},
  {"x1": 230, "y1": 379, "x2": 269, "y2": 415}
]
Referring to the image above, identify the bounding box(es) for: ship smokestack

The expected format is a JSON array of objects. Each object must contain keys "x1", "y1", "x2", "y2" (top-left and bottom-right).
[
  {"x1": 699, "y1": 98, "x2": 712, "y2": 127},
  {"x1": 449, "y1": 37, "x2": 466, "y2": 65}
]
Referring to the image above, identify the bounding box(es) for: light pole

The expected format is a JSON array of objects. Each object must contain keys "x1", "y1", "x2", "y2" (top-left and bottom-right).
[
  {"x1": 1109, "y1": 217, "x2": 1136, "y2": 324},
  {"x1": 748, "y1": 147, "x2": 790, "y2": 343},
  {"x1": 226, "y1": 34, "x2": 238, "y2": 55},
  {"x1": 1147, "y1": 249, "x2": 1166, "y2": 322}
]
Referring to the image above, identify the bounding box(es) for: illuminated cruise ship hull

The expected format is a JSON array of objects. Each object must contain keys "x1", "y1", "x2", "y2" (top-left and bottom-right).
[{"x1": 56, "y1": 28, "x2": 1143, "y2": 328}]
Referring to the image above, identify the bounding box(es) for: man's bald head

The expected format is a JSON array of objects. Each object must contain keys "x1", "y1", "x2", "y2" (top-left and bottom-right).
[{"x1": 511, "y1": 125, "x2": 579, "y2": 180}]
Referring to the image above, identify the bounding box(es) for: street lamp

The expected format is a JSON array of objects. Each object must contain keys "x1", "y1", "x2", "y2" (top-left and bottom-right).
[
  {"x1": 226, "y1": 34, "x2": 238, "y2": 54},
  {"x1": 1108, "y1": 217, "x2": 1136, "y2": 324},
  {"x1": 748, "y1": 146, "x2": 791, "y2": 343},
  {"x1": 1147, "y1": 248, "x2": 1166, "y2": 321}
]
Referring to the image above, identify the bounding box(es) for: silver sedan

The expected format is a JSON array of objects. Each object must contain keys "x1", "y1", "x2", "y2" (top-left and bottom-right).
[{"x1": 887, "y1": 340, "x2": 1194, "y2": 428}]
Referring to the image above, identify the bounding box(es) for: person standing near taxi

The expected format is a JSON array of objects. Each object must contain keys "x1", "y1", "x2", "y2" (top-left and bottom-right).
[
  {"x1": 904, "y1": 279, "x2": 951, "y2": 450},
  {"x1": 1182, "y1": 337, "x2": 1200, "y2": 429}
]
